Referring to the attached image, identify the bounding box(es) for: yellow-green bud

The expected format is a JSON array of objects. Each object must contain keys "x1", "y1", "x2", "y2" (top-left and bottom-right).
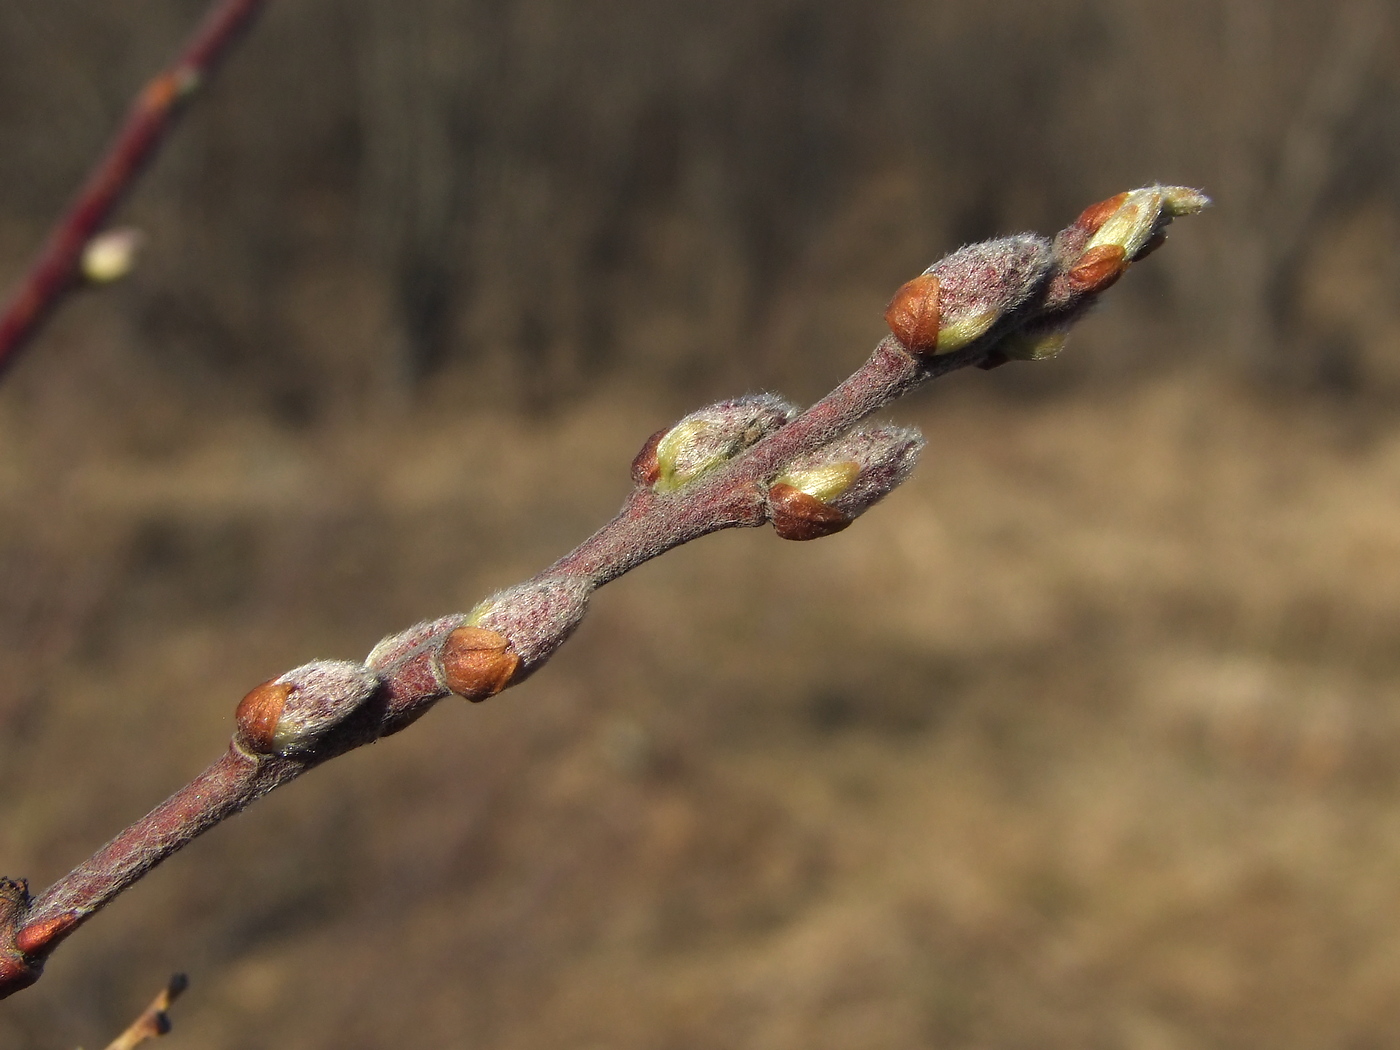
[
  {"x1": 996, "y1": 324, "x2": 1071, "y2": 362},
  {"x1": 81, "y1": 228, "x2": 145, "y2": 284},
  {"x1": 769, "y1": 425, "x2": 924, "y2": 540},
  {"x1": 1084, "y1": 185, "x2": 1209, "y2": 260},
  {"x1": 773, "y1": 461, "x2": 861, "y2": 503},
  {"x1": 632, "y1": 394, "x2": 798, "y2": 493},
  {"x1": 920, "y1": 235, "x2": 1054, "y2": 355}
]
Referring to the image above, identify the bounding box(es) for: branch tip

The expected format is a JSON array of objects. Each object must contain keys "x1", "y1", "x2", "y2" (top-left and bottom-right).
[{"x1": 101, "y1": 973, "x2": 189, "y2": 1050}]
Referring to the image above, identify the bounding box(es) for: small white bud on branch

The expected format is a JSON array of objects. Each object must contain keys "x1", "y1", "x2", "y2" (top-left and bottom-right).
[{"x1": 80, "y1": 228, "x2": 145, "y2": 285}]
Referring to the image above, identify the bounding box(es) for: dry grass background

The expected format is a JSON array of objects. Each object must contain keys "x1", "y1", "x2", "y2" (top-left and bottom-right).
[{"x1": 3, "y1": 1, "x2": 1400, "y2": 1047}]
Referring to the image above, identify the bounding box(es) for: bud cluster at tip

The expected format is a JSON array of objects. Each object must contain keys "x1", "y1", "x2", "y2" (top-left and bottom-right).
[
  {"x1": 768, "y1": 425, "x2": 925, "y2": 540},
  {"x1": 1045, "y1": 184, "x2": 1210, "y2": 310},
  {"x1": 883, "y1": 184, "x2": 1208, "y2": 366},
  {"x1": 633, "y1": 394, "x2": 798, "y2": 493},
  {"x1": 234, "y1": 661, "x2": 382, "y2": 757}
]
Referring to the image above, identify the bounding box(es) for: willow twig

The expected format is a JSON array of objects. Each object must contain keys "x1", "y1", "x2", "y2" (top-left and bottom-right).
[{"x1": 0, "y1": 185, "x2": 1207, "y2": 999}]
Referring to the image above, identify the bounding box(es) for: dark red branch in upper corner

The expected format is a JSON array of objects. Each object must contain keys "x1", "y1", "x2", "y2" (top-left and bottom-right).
[{"x1": 0, "y1": 0, "x2": 269, "y2": 378}]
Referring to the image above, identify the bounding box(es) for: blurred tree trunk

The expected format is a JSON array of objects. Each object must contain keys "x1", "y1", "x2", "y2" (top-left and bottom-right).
[
  {"x1": 1217, "y1": 0, "x2": 1389, "y2": 384},
  {"x1": 356, "y1": 0, "x2": 479, "y2": 391}
]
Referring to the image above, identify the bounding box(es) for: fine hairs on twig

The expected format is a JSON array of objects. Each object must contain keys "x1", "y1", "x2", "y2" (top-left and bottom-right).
[{"x1": 0, "y1": 183, "x2": 1209, "y2": 1001}]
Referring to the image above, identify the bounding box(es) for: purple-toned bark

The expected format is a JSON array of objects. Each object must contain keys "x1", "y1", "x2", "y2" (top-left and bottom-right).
[{"x1": 0, "y1": 185, "x2": 1206, "y2": 999}]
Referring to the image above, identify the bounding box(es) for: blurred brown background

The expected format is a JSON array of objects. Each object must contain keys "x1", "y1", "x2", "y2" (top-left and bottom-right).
[{"x1": 2, "y1": 1, "x2": 1400, "y2": 1047}]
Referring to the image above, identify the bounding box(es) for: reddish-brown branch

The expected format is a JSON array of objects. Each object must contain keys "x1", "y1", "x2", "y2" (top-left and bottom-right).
[
  {"x1": 0, "y1": 185, "x2": 1206, "y2": 1001},
  {"x1": 0, "y1": 0, "x2": 268, "y2": 376}
]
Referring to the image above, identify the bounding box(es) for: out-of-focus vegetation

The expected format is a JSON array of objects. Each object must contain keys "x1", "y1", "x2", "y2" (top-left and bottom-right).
[{"x1": 1, "y1": 1, "x2": 1400, "y2": 1047}]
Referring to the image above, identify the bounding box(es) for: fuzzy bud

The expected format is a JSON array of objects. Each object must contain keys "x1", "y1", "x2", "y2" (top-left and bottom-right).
[
  {"x1": 235, "y1": 661, "x2": 382, "y2": 757},
  {"x1": 902, "y1": 234, "x2": 1054, "y2": 355},
  {"x1": 769, "y1": 425, "x2": 925, "y2": 540},
  {"x1": 1050, "y1": 185, "x2": 1210, "y2": 305},
  {"x1": 465, "y1": 575, "x2": 593, "y2": 677},
  {"x1": 633, "y1": 394, "x2": 798, "y2": 493},
  {"x1": 81, "y1": 228, "x2": 145, "y2": 284},
  {"x1": 366, "y1": 614, "x2": 467, "y2": 672},
  {"x1": 994, "y1": 320, "x2": 1073, "y2": 362}
]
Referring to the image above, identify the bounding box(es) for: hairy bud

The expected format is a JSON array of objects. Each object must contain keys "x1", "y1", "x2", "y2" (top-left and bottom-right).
[
  {"x1": 81, "y1": 228, "x2": 144, "y2": 284},
  {"x1": 769, "y1": 425, "x2": 925, "y2": 540},
  {"x1": 466, "y1": 575, "x2": 593, "y2": 676},
  {"x1": 235, "y1": 661, "x2": 382, "y2": 757},
  {"x1": 633, "y1": 395, "x2": 797, "y2": 493},
  {"x1": 1084, "y1": 185, "x2": 1209, "y2": 259},
  {"x1": 892, "y1": 235, "x2": 1054, "y2": 356},
  {"x1": 995, "y1": 320, "x2": 1073, "y2": 362},
  {"x1": 1048, "y1": 185, "x2": 1210, "y2": 308}
]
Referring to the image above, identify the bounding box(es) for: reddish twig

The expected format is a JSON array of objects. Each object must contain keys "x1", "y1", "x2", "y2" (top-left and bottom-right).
[
  {"x1": 0, "y1": 185, "x2": 1207, "y2": 999},
  {"x1": 0, "y1": 0, "x2": 268, "y2": 377}
]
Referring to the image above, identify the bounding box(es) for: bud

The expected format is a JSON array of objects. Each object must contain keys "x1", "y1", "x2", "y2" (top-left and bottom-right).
[
  {"x1": 437, "y1": 626, "x2": 520, "y2": 701},
  {"x1": 902, "y1": 234, "x2": 1054, "y2": 355},
  {"x1": 1083, "y1": 187, "x2": 1167, "y2": 261},
  {"x1": 1051, "y1": 185, "x2": 1210, "y2": 301},
  {"x1": 81, "y1": 228, "x2": 144, "y2": 284},
  {"x1": 769, "y1": 425, "x2": 924, "y2": 540},
  {"x1": 14, "y1": 912, "x2": 78, "y2": 957},
  {"x1": 234, "y1": 661, "x2": 382, "y2": 757},
  {"x1": 465, "y1": 575, "x2": 593, "y2": 675},
  {"x1": 366, "y1": 614, "x2": 468, "y2": 672},
  {"x1": 0, "y1": 878, "x2": 39, "y2": 996},
  {"x1": 768, "y1": 483, "x2": 853, "y2": 541},
  {"x1": 994, "y1": 320, "x2": 1072, "y2": 362},
  {"x1": 633, "y1": 395, "x2": 798, "y2": 493},
  {"x1": 884, "y1": 273, "x2": 941, "y2": 355}
]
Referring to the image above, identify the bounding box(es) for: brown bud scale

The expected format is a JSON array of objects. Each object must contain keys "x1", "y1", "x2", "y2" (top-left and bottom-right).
[
  {"x1": 631, "y1": 429, "x2": 666, "y2": 486},
  {"x1": 1074, "y1": 192, "x2": 1129, "y2": 236},
  {"x1": 14, "y1": 912, "x2": 79, "y2": 956},
  {"x1": 769, "y1": 483, "x2": 853, "y2": 541},
  {"x1": 439, "y1": 626, "x2": 521, "y2": 702},
  {"x1": 884, "y1": 273, "x2": 942, "y2": 355},
  {"x1": 234, "y1": 681, "x2": 293, "y2": 754},
  {"x1": 0, "y1": 955, "x2": 37, "y2": 996},
  {"x1": 1066, "y1": 244, "x2": 1128, "y2": 295},
  {"x1": 0, "y1": 880, "x2": 34, "y2": 989}
]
